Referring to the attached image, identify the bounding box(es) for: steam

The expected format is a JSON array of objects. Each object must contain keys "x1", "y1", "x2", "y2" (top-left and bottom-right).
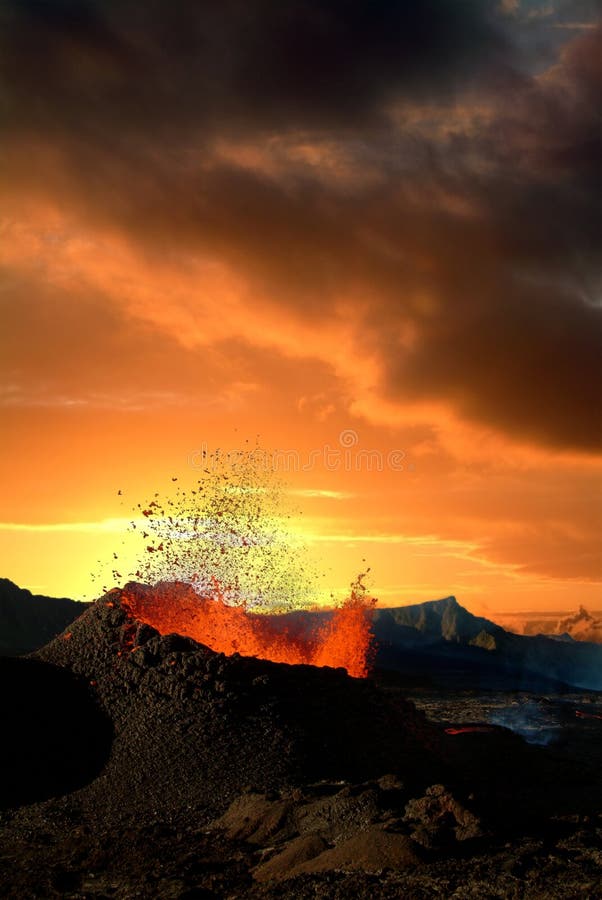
[{"x1": 487, "y1": 699, "x2": 561, "y2": 746}]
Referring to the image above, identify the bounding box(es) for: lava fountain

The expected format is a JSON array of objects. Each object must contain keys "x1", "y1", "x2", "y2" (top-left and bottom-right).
[
  {"x1": 120, "y1": 578, "x2": 375, "y2": 678},
  {"x1": 106, "y1": 450, "x2": 376, "y2": 677}
]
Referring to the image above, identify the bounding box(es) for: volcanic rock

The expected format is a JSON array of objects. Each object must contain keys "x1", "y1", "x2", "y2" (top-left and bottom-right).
[
  {"x1": 253, "y1": 833, "x2": 329, "y2": 882},
  {"x1": 216, "y1": 793, "x2": 297, "y2": 844},
  {"x1": 27, "y1": 585, "x2": 441, "y2": 826},
  {"x1": 403, "y1": 783, "x2": 484, "y2": 847},
  {"x1": 271, "y1": 826, "x2": 424, "y2": 878},
  {"x1": 215, "y1": 781, "x2": 426, "y2": 882},
  {"x1": 294, "y1": 785, "x2": 383, "y2": 843}
]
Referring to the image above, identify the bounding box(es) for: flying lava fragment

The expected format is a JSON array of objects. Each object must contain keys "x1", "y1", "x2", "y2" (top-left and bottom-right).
[{"x1": 105, "y1": 449, "x2": 376, "y2": 677}]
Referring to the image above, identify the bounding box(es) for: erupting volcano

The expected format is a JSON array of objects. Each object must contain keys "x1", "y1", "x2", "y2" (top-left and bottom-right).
[
  {"x1": 102, "y1": 453, "x2": 376, "y2": 677},
  {"x1": 120, "y1": 578, "x2": 375, "y2": 678}
]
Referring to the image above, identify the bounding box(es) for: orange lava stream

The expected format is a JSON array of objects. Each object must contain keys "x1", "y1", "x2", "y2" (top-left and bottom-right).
[{"x1": 120, "y1": 581, "x2": 375, "y2": 678}]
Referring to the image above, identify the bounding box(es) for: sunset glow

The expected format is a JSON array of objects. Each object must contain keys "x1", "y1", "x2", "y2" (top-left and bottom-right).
[{"x1": 1, "y1": 1, "x2": 599, "y2": 618}]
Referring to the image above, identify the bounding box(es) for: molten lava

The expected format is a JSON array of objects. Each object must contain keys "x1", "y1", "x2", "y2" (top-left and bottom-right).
[
  {"x1": 445, "y1": 726, "x2": 495, "y2": 735},
  {"x1": 120, "y1": 580, "x2": 375, "y2": 678},
  {"x1": 575, "y1": 710, "x2": 602, "y2": 722}
]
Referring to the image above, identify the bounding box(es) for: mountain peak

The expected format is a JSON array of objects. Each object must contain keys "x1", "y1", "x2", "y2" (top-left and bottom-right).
[
  {"x1": 427, "y1": 595, "x2": 460, "y2": 610},
  {"x1": 423, "y1": 595, "x2": 459, "y2": 607},
  {"x1": 374, "y1": 595, "x2": 500, "y2": 645}
]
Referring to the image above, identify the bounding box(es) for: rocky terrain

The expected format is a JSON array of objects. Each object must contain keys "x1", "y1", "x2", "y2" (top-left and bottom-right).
[{"x1": 0, "y1": 587, "x2": 601, "y2": 898}]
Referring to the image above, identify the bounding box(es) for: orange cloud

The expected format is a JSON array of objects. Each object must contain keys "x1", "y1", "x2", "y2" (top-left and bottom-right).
[{"x1": 0, "y1": 7, "x2": 599, "y2": 614}]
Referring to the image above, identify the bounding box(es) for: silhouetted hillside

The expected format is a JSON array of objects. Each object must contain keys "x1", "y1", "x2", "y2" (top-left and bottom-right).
[
  {"x1": 0, "y1": 578, "x2": 88, "y2": 656},
  {"x1": 374, "y1": 595, "x2": 504, "y2": 644},
  {"x1": 370, "y1": 597, "x2": 602, "y2": 691}
]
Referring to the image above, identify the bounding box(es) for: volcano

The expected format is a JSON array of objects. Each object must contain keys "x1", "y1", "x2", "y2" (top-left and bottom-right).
[
  {"x1": 117, "y1": 579, "x2": 375, "y2": 677},
  {"x1": 22, "y1": 585, "x2": 439, "y2": 824}
]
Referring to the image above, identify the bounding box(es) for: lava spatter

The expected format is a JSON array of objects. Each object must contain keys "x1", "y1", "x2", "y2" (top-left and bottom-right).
[
  {"x1": 120, "y1": 575, "x2": 375, "y2": 678},
  {"x1": 108, "y1": 449, "x2": 376, "y2": 677}
]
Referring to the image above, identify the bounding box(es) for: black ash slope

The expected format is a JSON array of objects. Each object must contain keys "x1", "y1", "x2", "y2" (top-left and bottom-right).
[{"x1": 0, "y1": 656, "x2": 112, "y2": 811}]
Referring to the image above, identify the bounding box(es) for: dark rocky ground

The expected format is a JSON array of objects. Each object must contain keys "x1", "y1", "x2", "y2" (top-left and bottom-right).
[{"x1": 1, "y1": 587, "x2": 601, "y2": 898}]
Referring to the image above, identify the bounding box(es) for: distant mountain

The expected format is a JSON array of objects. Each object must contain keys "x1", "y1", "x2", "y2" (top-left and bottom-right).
[
  {"x1": 372, "y1": 596, "x2": 505, "y2": 647},
  {"x1": 0, "y1": 579, "x2": 88, "y2": 656},
  {"x1": 369, "y1": 596, "x2": 602, "y2": 692}
]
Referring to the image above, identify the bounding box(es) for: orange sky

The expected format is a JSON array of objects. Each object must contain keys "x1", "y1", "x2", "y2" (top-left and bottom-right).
[{"x1": 0, "y1": 2, "x2": 600, "y2": 615}]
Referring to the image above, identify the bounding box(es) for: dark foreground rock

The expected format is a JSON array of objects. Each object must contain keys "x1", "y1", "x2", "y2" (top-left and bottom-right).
[
  {"x1": 0, "y1": 657, "x2": 112, "y2": 810},
  {"x1": 1, "y1": 783, "x2": 601, "y2": 898},
  {"x1": 0, "y1": 586, "x2": 601, "y2": 898}
]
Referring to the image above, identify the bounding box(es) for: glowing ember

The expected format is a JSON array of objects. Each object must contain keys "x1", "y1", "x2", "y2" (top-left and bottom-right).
[
  {"x1": 445, "y1": 726, "x2": 495, "y2": 735},
  {"x1": 120, "y1": 579, "x2": 375, "y2": 678},
  {"x1": 575, "y1": 710, "x2": 602, "y2": 721},
  {"x1": 105, "y1": 449, "x2": 320, "y2": 611}
]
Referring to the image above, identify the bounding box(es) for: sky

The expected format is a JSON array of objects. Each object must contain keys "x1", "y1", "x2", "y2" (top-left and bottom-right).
[{"x1": 0, "y1": 0, "x2": 600, "y2": 614}]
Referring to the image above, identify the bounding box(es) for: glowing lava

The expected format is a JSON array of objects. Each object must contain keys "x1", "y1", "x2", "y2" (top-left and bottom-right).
[
  {"x1": 445, "y1": 726, "x2": 495, "y2": 735},
  {"x1": 575, "y1": 710, "x2": 602, "y2": 722},
  {"x1": 120, "y1": 580, "x2": 375, "y2": 678},
  {"x1": 106, "y1": 453, "x2": 377, "y2": 677}
]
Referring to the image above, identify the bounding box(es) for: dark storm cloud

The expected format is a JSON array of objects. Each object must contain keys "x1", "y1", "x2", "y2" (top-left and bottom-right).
[
  {"x1": 0, "y1": 0, "x2": 506, "y2": 136},
  {"x1": 367, "y1": 27, "x2": 602, "y2": 451},
  {"x1": 382, "y1": 273, "x2": 601, "y2": 451},
  {"x1": 1, "y1": 2, "x2": 600, "y2": 452}
]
